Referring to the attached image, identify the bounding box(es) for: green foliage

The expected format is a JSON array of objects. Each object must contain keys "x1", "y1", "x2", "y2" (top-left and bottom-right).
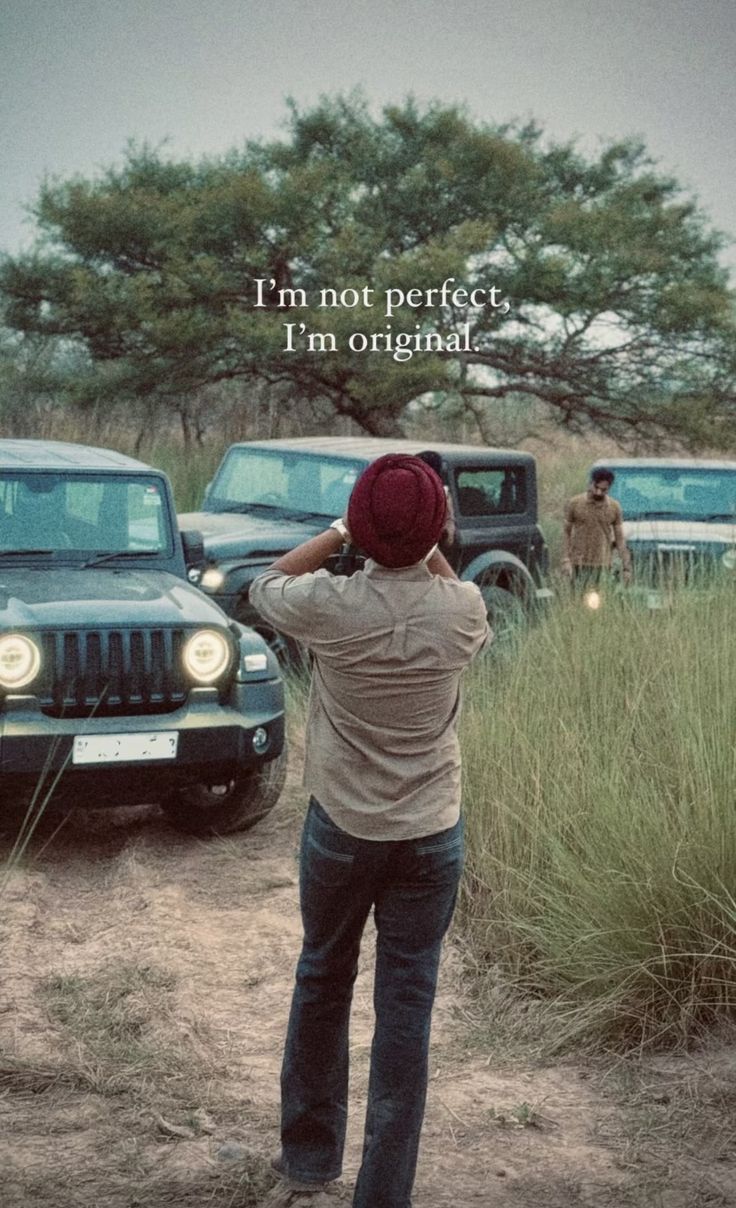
[
  {"x1": 460, "y1": 583, "x2": 736, "y2": 1050},
  {"x1": 145, "y1": 440, "x2": 221, "y2": 511},
  {"x1": 1, "y1": 96, "x2": 735, "y2": 445},
  {"x1": 0, "y1": 327, "x2": 84, "y2": 433}
]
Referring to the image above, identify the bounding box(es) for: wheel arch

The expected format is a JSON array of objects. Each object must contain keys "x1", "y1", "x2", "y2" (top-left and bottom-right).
[{"x1": 461, "y1": 550, "x2": 535, "y2": 601}]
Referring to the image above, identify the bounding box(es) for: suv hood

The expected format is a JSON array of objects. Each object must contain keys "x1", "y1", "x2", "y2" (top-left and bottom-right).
[
  {"x1": 625, "y1": 518, "x2": 736, "y2": 545},
  {"x1": 0, "y1": 567, "x2": 230, "y2": 629},
  {"x1": 179, "y1": 509, "x2": 326, "y2": 560}
]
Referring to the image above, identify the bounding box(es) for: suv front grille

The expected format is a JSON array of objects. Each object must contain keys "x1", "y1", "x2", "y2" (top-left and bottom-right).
[
  {"x1": 37, "y1": 628, "x2": 192, "y2": 718},
  {"x1": 631, "y1": 546, "x2": 723, "y2": 586}
]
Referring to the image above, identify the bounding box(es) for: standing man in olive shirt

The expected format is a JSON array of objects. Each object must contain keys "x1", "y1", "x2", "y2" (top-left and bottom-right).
[
  {"x1": 250, "y1": 454, "x2": 489, "y2": 1208},
  {"x1": 562, "y1": 467, "x2": 632, "y2": 587}
]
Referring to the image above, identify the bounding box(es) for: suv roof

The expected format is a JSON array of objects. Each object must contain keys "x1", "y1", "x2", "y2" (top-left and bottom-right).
[
  {"x1": 229, "y1": 436, "x2": 534, "y2": 465},
  {"x1": 593, "y1": 456, "x2": 736, "y2": 472},
  {"x1": 0, "y1": 439, "x2": 151, "y2": 472}
]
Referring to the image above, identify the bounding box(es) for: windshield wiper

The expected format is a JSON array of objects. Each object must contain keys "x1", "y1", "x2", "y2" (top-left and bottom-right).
[
  {"x1": 210, "y1": 501, "x2": 281, "y2": 515},
  {"x1": 628, "y1": 510, "x2": 686, "y2": 520},
  {"x1": 82, "y1": 550, "x2": 161, "y2": 568},
  {"x1": 211, "y1": 501, "x2": 330, "y2": 522},
  {"x1": 0, "y1": 547, "x2": 55, "y2": 556}
]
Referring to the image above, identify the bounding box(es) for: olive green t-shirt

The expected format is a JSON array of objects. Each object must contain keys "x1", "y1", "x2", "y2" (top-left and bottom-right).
[{"x1": 565, "y1": 492, "x2": 623, "y2": 568}]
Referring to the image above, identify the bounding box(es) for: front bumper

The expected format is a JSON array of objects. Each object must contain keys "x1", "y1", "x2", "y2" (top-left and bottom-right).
[{"x1": 0, "y1": 681, "x2": 285, "y2": 808}]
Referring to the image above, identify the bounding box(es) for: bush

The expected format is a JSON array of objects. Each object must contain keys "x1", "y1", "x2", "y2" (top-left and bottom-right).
[{"x1": 143, "y1": 441, "x2": 222, "y2": 511}]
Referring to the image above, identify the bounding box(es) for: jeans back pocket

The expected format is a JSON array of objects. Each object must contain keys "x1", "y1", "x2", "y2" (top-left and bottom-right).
[{"x1": 302, "y1": 799, "x2": 357, "y2": 889}]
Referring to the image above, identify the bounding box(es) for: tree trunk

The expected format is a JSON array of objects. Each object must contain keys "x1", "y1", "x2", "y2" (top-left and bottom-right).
[
  {"x1": 179, "y1": 407, "x2": 192, "y2": 449},
  {"x1": 349, "y1": 406, "x2": 406, "y2": 438}
]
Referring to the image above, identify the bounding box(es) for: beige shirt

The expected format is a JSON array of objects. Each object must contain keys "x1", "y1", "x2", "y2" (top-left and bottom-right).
[
  {"x1": 564, "y1": 493, "x2": 624, "y2": 568},
  {"x1": 249, "y1": 561, "x2": 490, "y2": 840}
]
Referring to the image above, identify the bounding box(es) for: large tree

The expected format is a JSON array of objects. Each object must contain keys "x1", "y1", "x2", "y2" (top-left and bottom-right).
[{"x1": 1, "y1": 95, "x2": 734, "y2": 443}]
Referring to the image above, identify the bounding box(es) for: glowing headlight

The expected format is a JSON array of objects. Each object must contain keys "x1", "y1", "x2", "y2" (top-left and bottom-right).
[
  {"x1": 183, "y1": 629, "x2": 231, "y2": 683},
  {"x1": 200, "y1": 567, "x2": 226, "y2": 591},
  {"x1": 722, "y1": 548, "x2": 736, "y2": 571},
  {"x1": 0, "y1": 634, "x2": 41, "y2": 689}
]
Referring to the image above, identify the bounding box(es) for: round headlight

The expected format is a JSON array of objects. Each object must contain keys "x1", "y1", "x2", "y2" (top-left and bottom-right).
[
  {"x1": 0, "y1": 634, "x2": 41, "y2": 689},
  {"x1": 722, "y1": 548, "x2": 736, "y2": 571},
  {"x1": 183, "y1": 629, "x2": 231, "y2": 683}
]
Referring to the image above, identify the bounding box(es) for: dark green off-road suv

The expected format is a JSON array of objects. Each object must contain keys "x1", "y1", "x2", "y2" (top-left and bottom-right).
[
  {"x1": 0, "y1": 440, "x2": 285, "y2": 835},
  {"x1": 180, "y1": 436, "x2": 551, "y2": 663}
]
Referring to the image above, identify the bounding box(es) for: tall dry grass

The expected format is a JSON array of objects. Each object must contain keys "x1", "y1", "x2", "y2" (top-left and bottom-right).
[{"x1": 460, "y1": 583, "x2": 736, "y2": 1050}]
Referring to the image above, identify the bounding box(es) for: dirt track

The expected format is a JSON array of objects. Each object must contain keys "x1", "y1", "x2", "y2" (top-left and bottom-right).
[{"x1": 1, "y1": 746, "x2": 735, "y2": 1208}]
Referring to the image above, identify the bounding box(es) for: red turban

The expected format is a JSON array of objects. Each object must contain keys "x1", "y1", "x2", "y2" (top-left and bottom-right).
[{"x1": 347, "y1": 454, "x2": 447, "y2": 568}]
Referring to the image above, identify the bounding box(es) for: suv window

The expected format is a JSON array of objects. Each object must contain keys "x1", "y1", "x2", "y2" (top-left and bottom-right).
[
  {"x1": 0, "y1": 473, "x2": 171, "y2": 553},
  {"x1": 454, "y1": 467, "x2": 527, "y2": 516},
  {"x1": 208, "y1": 449, "x2": 365, "y2": 517}
]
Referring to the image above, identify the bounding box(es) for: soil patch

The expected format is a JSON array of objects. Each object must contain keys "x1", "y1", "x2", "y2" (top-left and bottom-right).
[{"x1": 1, "y1": 756, "x2": 735, "y2": 1207}]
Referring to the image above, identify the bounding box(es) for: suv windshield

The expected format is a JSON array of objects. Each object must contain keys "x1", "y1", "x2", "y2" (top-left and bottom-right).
[
  {"x1": 0, "y1": 473, "x2": 173, "y2": 556},
  {"x1": 613, "y1": 468, "x2": 736, "y2": 522},
  {"x1": 205, "y1": 448, "x2": 366, "y2": 518}
]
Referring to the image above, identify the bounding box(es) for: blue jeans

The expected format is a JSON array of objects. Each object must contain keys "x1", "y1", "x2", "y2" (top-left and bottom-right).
[{"x1": 278, "y1": 797, "x2": 464, "y2": 1208}]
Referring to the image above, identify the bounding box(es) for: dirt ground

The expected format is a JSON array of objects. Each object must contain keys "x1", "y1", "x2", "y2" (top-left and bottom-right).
[{"x1": 1, "y1": 744, "x2": 735, "y2": 1208}]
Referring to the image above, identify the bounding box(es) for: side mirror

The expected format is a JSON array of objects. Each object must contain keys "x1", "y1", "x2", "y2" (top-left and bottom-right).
[{"x1": 180, "y1": 529, "x2": 205, "y2": 568}]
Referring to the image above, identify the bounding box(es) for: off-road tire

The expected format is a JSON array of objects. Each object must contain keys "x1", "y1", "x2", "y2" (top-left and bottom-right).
[
  {"x1": 476, "y1": 580, "x2": 527, "y2": 650},
  {"x1": 161, "y1": 748, "x2": 287, "y2": 836}
]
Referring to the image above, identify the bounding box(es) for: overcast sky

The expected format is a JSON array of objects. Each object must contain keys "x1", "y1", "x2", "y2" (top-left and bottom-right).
[{"x1": 1, "y1": 0, "x2": 735, "y2": 274}]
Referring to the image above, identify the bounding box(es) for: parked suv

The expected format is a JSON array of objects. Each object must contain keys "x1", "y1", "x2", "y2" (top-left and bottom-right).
[
  {"x1": 0, "y1": 440, "x2": 285, "y2": 835},
  {"x1": 180, "y1": 437, "x2": 550, "y2": 661},
  {"x1": 591, "y1": 457, "x2": 736, "y2": 583}
]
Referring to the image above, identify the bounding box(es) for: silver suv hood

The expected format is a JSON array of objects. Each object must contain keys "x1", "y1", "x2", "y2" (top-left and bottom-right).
[{"x1": 624, "y1": 518, "x2": 736, "y2": 545}]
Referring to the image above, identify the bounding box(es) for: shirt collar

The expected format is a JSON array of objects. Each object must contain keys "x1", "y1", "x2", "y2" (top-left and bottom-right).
[{"x1": 364, "y1": 558, "x2": 433, "y2": 579}]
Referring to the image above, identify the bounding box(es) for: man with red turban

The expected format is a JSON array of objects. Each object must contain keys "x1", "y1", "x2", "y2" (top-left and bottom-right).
[{"x1": 250, "y1": 453, "x2": 490, "y2": 1208}]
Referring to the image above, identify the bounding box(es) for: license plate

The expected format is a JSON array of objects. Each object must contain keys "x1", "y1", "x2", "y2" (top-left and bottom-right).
[{"x1": 72, "y1": 732, "x2": 179, "y2": 765}]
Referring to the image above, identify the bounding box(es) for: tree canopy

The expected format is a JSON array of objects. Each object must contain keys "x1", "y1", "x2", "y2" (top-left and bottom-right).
[{"x1": 1, "y1": 95, "x2": 734, "y2": 444}]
